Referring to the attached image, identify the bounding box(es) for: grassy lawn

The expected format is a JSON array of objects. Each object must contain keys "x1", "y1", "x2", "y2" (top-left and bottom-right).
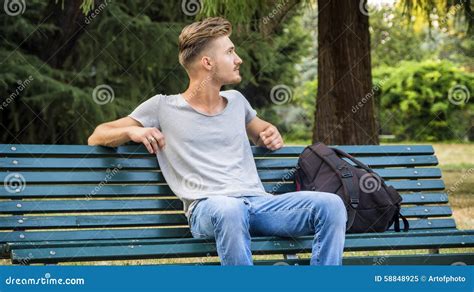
[
  {"x1": 1, "y1": 143, "x2": 472, "y2": 265},
  {"x1": 433, "y1": 143, "x2": 474, "y2": 230}
]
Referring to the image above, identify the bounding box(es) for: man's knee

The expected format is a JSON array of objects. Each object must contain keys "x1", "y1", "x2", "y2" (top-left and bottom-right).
[
  {"x1": 303, "y1": 191, "x2": 347, "y2": 226},
  {"x1": 203, "y1": 196, "x2": 249, "y2": 223}
]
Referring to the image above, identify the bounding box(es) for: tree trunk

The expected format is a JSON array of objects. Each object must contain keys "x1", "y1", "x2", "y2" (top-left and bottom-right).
[{"x1": 313, "y1": 0, "x2": 378, "y2": 145}]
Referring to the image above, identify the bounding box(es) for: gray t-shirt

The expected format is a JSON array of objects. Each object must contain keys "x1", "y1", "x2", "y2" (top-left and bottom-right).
[{"x1": 128, "y1": 90, "x2": 272, "y2": 219}]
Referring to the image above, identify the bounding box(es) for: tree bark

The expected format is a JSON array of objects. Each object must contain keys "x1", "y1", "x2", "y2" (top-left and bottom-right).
[{"x1": 313, "y1": 0, "x2": 378, "y2": 145}]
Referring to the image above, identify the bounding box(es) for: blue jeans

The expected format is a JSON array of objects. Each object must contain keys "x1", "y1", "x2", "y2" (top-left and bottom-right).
[{"x1": 188, "y1": 191, "x2": 347, "y2": 265}]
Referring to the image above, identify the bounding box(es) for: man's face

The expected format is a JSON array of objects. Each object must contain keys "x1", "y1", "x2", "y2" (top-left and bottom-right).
[{"x1": 204, "y1": 36, "x2": 243, "y2": 85}]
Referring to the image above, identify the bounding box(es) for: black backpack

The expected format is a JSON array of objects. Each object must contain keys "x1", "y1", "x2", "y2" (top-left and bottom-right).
[{"x1": 294, "y1": 142, "x2": 409, "y2": 233}]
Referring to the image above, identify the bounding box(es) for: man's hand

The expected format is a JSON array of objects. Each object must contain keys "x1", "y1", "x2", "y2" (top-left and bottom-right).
[
  {"x1": 258, "y1": 125, "x2": 284, "y2": 151},
  {"x1": 128, "y1": 126, "x2": 166, "y2": 154}
]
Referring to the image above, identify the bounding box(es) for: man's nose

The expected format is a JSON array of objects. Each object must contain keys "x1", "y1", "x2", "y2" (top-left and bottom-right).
[{"x1": 234, "y1": 53, "x2": 243, "y2": 65}]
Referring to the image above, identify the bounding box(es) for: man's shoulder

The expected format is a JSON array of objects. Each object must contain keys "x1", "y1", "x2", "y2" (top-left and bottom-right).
[
  {"x1": 220, "y1": 89, "x2": 245, "y2": 100},
  {"x1": 143, "y1": 93, "x2": 180, "y2": 106}
]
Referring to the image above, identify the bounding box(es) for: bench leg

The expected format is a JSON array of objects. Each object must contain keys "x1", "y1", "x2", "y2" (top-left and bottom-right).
[{"x1": 273, "y1": 254, "x2": 300, "y2": 265}]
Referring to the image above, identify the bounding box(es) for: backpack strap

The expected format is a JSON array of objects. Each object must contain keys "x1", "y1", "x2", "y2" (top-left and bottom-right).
[
  {"x1": 308, "y1": 143, "x2": 359, "y2": 231},
  {"x1": 393, "y1": 212, "x2": 410, "y2": 232},
  {"x1": 332, "y1": 148, "x2": 372, "y2": 172},
  {"x1": 333, "y1": 147, "x2": 407, "y2": 231},
  {"x1": 332, "y1": 148, "x2": 394, "y2": 192}
]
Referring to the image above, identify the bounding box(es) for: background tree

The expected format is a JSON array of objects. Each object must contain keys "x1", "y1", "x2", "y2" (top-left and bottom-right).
[
  {"x1": 0, "y1": 0, "x2": 309, "y2": 144},
  {"x1": 314, "y1": 0, "x2": 376, "y2": 145},
  {"x1": 313, "y1": 0, "x2": 472, "y2": 145},
  {"x1": 1, "y1": 0, "x2": 471, "y2": 145}
]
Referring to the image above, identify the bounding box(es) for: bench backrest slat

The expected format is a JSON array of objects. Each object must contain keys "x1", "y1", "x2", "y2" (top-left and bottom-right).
[
  {"x1": 0, "y1": 155, "x2": 438, "y2": 169},
  {"x1": 1, "y1": 144, "x2": 434, "y2": 156}
]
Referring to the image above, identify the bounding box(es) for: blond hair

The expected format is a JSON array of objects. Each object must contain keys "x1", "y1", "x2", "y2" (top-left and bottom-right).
[{"x1": 178, "y1": 17, "x2": 232, "y2": 69}]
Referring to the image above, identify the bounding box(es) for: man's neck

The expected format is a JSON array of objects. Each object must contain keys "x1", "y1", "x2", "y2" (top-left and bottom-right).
[{"x1": 182, "y1": 78, "x2": 226, "y2": 112}]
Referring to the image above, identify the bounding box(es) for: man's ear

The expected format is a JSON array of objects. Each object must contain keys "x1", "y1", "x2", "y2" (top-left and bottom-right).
[{"x1": 200, "y1": 55, "x2": 213, "y2": 71}]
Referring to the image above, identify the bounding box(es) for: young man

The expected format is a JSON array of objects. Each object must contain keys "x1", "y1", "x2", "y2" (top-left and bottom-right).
[{"x1": 88, "y1": 17, "x2": 347, "y2": 265}]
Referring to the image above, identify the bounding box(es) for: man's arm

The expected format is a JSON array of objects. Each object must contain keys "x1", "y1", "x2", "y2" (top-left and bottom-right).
[
  {"x1": 246, "y1": 116, "x2": 284, "y2": 151},
  {"x1": 87, "y1": 117, "x2": 166, "y2": 154}
]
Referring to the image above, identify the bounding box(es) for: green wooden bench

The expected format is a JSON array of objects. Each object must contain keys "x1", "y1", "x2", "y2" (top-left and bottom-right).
[{"x1": 1, "y1": 143, "x2": 473, "y2": 265}]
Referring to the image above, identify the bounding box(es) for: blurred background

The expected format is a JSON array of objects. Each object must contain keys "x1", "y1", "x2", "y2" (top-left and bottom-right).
[
  {"x1": 0, "y1": 0, "x2": 472, "y2": 145},
  {"x1": 0, "y1": 0, "x2": 472, "y2": 261}
]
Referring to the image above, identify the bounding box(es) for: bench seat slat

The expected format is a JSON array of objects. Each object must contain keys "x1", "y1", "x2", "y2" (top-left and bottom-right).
[
  {"x1": 0, "y1": 206, "x2": 452, "y2": 229},
  {"x1": 270, "y1": 180, "x2": 446, "y2": 192},
  {"x1": 0, "y1": 185, "x2": 174, "y2": 198},
  {"x1": 0, "y1": 168, "x2": 442, "y2": 184},
  {"x1": 1, "y1": 144, "x2": 434, "y2": 156},
  {"x1": 0, "y1": 199, "x2": 182, "y2": 213},
  {"x1": 0, "y1": 219, "x2": 457, "y2": 243},
  {"x1": 11, "y1": 232, "x2": 474, "y2": 264},
  {"x1": 0, "y1": 193, "x2": 449, "y2": 214},
  {"x1": 6, "y1": 229, "x2": 469, "y2": 251},
  {"x1": 0, "y1": 180, "x2": 446, "y2": 200}
]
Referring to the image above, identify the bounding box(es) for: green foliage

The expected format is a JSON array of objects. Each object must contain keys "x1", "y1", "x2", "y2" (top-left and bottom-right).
[
  {"x1": 370, "y1": 5, "x2": 431, "y2": 67},
  {"x1": 373, "y1": 60, "x2": 473, "y2": 141},
  {"x1": 369, "y1": 3, "x2": 473, "y2": 68},
  {"x1": 0, "y1": 48, "x2": 123, "y2": 144},
  {"x1": 0, "y1": 0, "x2": 311, "y2": 144},
  {"x1": 260, "y1": 79, "x2": 316, "y2": 143}
]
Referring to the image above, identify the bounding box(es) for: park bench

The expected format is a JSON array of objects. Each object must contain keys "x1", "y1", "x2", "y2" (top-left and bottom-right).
[{"x1": 1, "y1": 143, "x2": 473, "y2": 265}]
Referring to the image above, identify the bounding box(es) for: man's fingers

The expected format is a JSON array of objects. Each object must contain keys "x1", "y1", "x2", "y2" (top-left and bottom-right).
[
  {"x1": 260, "y1": 127, "x2": 274, "y2": 139},
  {"x1": 146, "y1": 137, "x2": 159, "y2": 153},
  {"x1": 269, "y1": 138, "x2": 282, "y2": 149},
  {"x1": 146, "y1": 134, "x2": 164, "y2": 153},
  {"x1": 151, "y1": 138, "x2": 161, "y2": 153},
  {"x1": 152, "y1": 129, "x2": 166, "y2": 150},
  {"x1": 142, "y1": 139, "x2": 154, "y2": 154},
  {"x1": 273, "y1": 141, "x2": 283, "y2": 150},
  {"x1": 157, "y1": 138, "x2": 166, "y2": 150},
  {"x1": 263, "y1": 127, "x2": 275, "y2": 137},
  {"x1": 269, "y1": 141, "x2": 283, "y2": 151},
  {"x1": 260, "y1": 130, "x2": 278, "y2": 144},
  {"x1": 270, "y1": 138, "x2": 280, "y2": 147},
  {"x1": 152, "y1": 134, "x2": 166, "y2": 150},
  {"x1": 262, "y1": 133, "x2": 279, "y2": 146}
]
